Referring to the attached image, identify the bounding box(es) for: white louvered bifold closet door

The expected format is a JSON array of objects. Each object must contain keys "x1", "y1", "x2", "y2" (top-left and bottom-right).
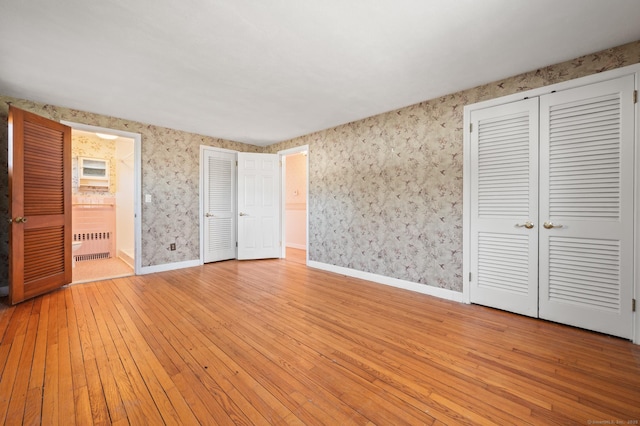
[
  {"x1": 204, "y1": 149, "x2": 237, "y2": 263},
  {"x1": 538, "y1": 75, "x2": 635, "y2": 339},
  {"x1": 469, "y1": 99, "x2": 540, "y2": 317}
]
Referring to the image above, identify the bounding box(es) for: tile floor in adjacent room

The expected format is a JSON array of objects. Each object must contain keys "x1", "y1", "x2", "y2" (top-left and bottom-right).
[{"x1": 72, "y1": 257, "x2": 134, "y2": 284}]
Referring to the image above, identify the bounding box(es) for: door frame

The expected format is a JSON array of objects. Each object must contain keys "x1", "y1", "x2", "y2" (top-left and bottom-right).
[
  {"x1": 61, "y1": 120, "x2": 142, "y2": 275},
  {"x1": 463, "y1": 63, "x2": 640, "y2": 344},
  {"x1": 199, "y1": 145, "x2": 238, "y2": 263},
  {"x1": 278, "y1": 145, "x2": 309, "y2": 264}
]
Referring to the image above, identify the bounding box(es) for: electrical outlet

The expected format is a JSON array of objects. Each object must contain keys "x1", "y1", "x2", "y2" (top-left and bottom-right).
[{"x1": 170, "y1": 243, "x2": 176, "y2": 251}]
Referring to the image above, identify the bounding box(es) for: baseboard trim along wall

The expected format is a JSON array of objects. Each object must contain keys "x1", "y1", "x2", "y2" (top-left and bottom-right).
[
  {"x1": 307, "y1": 260, "x2": 465, "y2": 303},
  {"x1": 138, "y1": 257, "x2": 464, "y2": 303},
  {"x1": 139, "y1": 259, "x2": 202, "y2": 275},
  {"x1": 286, "y1": 243, "x2": 307, "y2": 250}
]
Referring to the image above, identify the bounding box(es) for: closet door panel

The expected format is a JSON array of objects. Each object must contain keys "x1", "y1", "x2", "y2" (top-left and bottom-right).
[
  {"x1": 539, "y1": 75, "x2": 635, "y2": 339},
  {"x1": 203, "y1": 149, "x2": 237, "y2": 263},
  {"x1": 470, "y1": 99, "x2": 539, "y2": 317}
]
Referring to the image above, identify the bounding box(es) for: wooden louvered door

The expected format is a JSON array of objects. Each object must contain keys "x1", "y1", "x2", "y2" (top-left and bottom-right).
[
  {"x1": 203, "y1": 148, "x2": 236, "y2": 263},
  {"x1": 8, "y1": 106, "x2": 71, "y2": 304},
  {"x1": 538, "y1": 75, "x2": 635, "y2": 338},
  {"x1": 469, "y1": 99, "x2": 540, "y2": 317}
]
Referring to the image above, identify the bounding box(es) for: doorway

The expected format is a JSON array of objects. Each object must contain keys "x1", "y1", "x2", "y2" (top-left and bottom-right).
[
  {"x1": 279, "y1": 145, "x2": 309, "y2": 263},
  {"x1": 62, "y1": 121, "x2": 141, "y2": 282}
]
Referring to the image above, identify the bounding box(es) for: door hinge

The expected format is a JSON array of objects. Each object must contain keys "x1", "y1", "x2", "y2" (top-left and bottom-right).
[
  {"x1": 634, "y1": 90, "x2": 638, "y2": 104},
  {"x1": 469, "y1": 123, "x2": 473, "y2": 133},
  {"x1": 235, "y1": 241, "x2": 238, "y2": 247},
  {"x1": 469, "y1": 272, "x2": 472, "y2": 282},
  {"x1": 236, "y1": 160, "x2": 238, "y2": 166},
  {"x1": 633, "y1": 298, "x2": 636, "y2": 312}
]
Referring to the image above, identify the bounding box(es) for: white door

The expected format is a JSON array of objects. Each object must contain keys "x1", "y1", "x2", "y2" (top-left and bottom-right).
[
  {"x1": 538, "y1": 75, "x2": 635, "y2": 338},
  {"x1": 469, "y1": 99, "x2": 540, "y2": 317},
  {"x1": 237, "y1": 152, "x2": 280, "y2": 260},
  {"x1": 203, "y1": 149, "x2": 236, "y2": 263}
]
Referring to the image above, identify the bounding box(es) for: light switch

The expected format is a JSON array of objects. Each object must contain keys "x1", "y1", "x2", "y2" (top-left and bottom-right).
[{"x1": 145, "y1": 194, "x2": 152, "y2": 203}]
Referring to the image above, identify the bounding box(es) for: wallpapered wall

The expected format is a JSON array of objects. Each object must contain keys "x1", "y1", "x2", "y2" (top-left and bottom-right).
[
  {"x1": 0, "y1": 99, "x2": 261, "y2": 284},
  {"x1": 1, "y1": 41, "x2": 638, "y2": 290},
  {"x1": 267, "y1": 40, "x2": 640, "y2": 292}
]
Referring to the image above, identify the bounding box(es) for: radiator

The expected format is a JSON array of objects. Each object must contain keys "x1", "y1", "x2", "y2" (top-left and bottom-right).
[{"x1": 74, "y1": 232, "x2": 112, "y2": 262}]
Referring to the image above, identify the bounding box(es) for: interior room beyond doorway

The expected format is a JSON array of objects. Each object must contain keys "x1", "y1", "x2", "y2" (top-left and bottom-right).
[{"x1": 71, "y1": 129, "x2": 135, "y2": 283}]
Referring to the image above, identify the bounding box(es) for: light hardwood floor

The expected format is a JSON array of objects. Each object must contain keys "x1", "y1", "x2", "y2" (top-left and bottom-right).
[{"x1": 1, "y1": 248, "x2": 639, "y2": 425}]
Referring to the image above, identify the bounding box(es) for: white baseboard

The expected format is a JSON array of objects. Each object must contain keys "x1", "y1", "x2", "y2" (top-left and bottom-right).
[
  {"x1": 286, "y1": 243, "x2": 307, "y2": 250},
  {"x1": 307, "y1": 260, "x2": 464, "y2": 303},
  {"x1": 139, "y1": 259, "x2": 202, "y2": 275},
  {"x1": 118, "y1": 249, "x2": 135, "y2": 269}
]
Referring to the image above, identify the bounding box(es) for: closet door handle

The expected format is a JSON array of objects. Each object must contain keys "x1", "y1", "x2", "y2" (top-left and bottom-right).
[
  {"x1": 205, "y1": 213, "x2": 216, "y2": 218},
  {"x1": 543, "y1": 222, "x2": 563, "y2": 229},
  {"x1": 515, "y1": 221, "x2": 534, "y2": 229},
  {"x1": 239, "y1": 212, "x2": 247, "y2": 216}
]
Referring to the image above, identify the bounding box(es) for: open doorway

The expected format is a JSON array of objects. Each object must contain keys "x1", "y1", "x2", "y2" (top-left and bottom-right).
[
  {"x1": 62, "y1": 121, "x2": 141, "y2": 283},
  {"x1": 279, "y1": 145, "x2": 309, "y2": 264}
]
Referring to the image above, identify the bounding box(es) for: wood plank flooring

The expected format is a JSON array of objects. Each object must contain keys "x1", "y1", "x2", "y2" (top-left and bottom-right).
[{"x1": 1, "y1": 248, "x2": 639, "y2": 425}]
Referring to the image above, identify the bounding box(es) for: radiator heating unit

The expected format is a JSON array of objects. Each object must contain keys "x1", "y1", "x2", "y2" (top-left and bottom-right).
[{"x1": 73, "y1": 232, "x2": 113, "y2": 262}]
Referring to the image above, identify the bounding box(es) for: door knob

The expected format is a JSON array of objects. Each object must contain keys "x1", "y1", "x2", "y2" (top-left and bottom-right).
[
  {"x1": 515, "y1": 221, "x2": 534, "y2": 229},
  {"x1": 205, "y1": 213, "x2": 216, "y2": 218},
  {"x1": 13, "y1": 217, "x2": 27, "y2": 223},
  {"x1": 543, "y1": 221, "x2": 563, "y2": 229},
  {"x1": 239, "y1": 212, "x2": 247, "y2": 216}
]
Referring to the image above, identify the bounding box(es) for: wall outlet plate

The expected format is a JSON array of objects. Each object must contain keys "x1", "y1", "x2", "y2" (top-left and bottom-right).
[{"x1": 170, "y1": 243, "x2": 176, "y2": 251}]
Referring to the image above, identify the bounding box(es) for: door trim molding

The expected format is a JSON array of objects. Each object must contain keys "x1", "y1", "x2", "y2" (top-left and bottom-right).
[
  {"x1": 463, "y1": 63, "x2": 640, "y2": 344},
  {"x1": 60, "y1": 120, "x2": 142, "y2": 276},
  {"x1": 278, "y1": 145, "x2": 309, "y2": 264}
]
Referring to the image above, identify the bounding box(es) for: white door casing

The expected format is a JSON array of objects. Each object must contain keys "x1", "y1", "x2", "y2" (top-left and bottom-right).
[
  {"x1": 538, "y1": 75, "x2": 635, "y2": 338},
  {"x1": 469, "y1": 98, "x2": 540, "y2": 317},
  {"x1": 203, "y1": 149, "x2": 237, "y2": 263},
  {"x1": 237, "y1": 152, "x2": 280, "y2": 260}
]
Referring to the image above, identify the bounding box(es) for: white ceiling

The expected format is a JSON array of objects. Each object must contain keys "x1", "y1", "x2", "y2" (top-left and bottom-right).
[{"x1": 1, "y1": 1, "x2": 640, "y2": 146}]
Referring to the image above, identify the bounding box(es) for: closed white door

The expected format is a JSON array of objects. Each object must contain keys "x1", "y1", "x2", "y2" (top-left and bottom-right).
[
  {"x1": 237, "y1": 152, "x2": 280, "y2": 260},
  {"x1": 538, "y1": 75, "x2": 635, "y2": 338},
  {"x1": 469, "y1": 75, "x2": 635, "y2": 339},
  {"x1": 469, "y1": 98, "x2": 540, "y2": 317},
  {"x1": 203, "y1": 149, "x2": 236, "y2": 263}
]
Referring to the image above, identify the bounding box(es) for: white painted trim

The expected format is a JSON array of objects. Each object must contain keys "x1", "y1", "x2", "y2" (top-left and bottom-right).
[
  {"x1": 308, "y1": 260, "x2": 464, "y2": 303},
  {"x1": 464, "y1": 63, "x2": 640, "y2": 112},
  {"x1": 199, "y1": 145, "x2": 238, "y2": 264},
  {"x1": 462, "y1": 106, "x2": 472, "y2": 304},
  {"x1": 463, "y1": 63, "x2": 640, "y2": 344},
  {"x1": 634, "y1": 71, "x2": 640, "y2": 345},
  {"x1": 60, "y1": 120, "x2": 142, "y2": 276},
  {"x1": 117, "y1": 249, "x2": 134, "y2": 269},
  {"x1": 138, "y1": 259, "x2": 201, "y2": 275},
  {"x1": 278, "y1": 145, "x2": 309, "y2": 265}
]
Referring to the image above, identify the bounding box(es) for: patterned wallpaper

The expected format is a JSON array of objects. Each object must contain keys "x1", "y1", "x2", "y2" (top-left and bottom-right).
[
  {"x1": 72, "y1": 133, "x2": 117, "y2": 195},
  {"x1": 0, "y1": 99, "x2": 261, "y2": 283},
  {"x1": 1, "y1": 40, "x2": 638, "y2": 289},
  {"x1": 267, "y1": 40, "x2": 640, "y2": 292}
]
